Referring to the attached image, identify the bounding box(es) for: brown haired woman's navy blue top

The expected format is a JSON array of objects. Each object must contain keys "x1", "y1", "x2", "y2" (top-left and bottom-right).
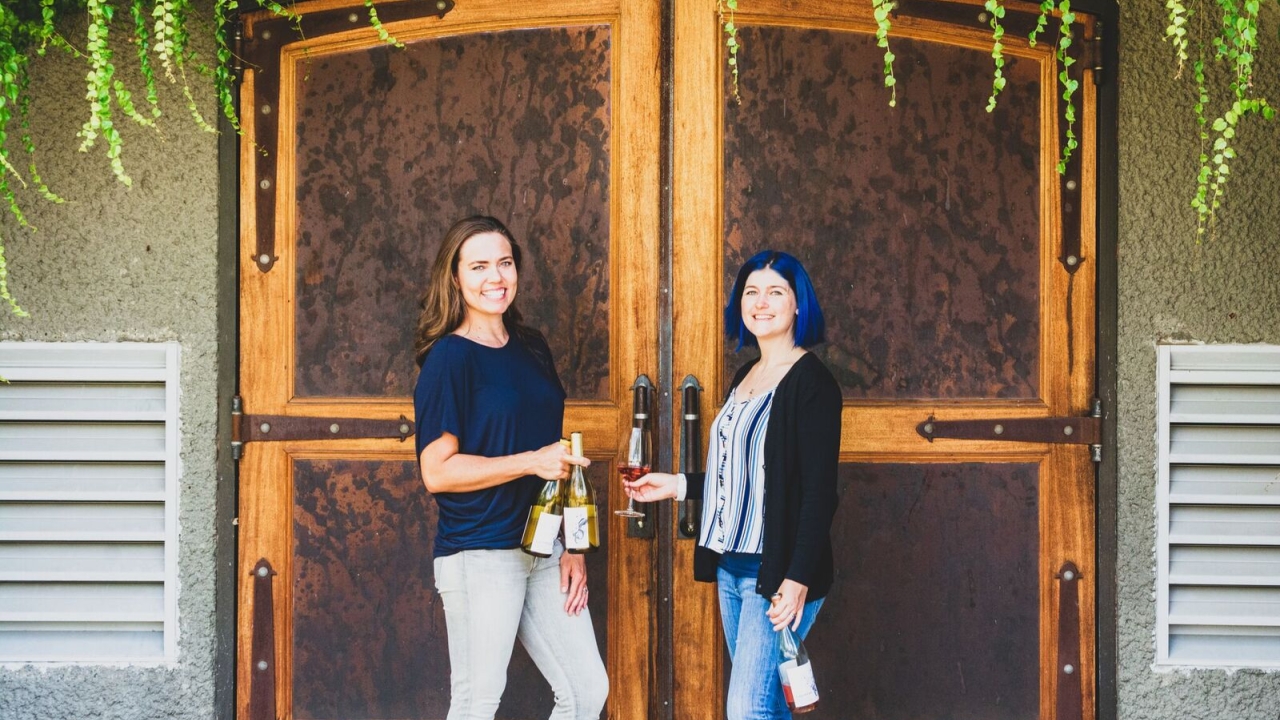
[{"x1": 413, "y1": 333, "x2": 565, "y2": 557}]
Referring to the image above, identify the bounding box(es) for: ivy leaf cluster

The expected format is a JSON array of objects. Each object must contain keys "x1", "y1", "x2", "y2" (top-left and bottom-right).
[
  {"x1": 1054, "y1": 0, "x2": 1079, "y2": 175},
  {"x1": 984, "y1": 0, "x2": 1007, "y2": 113},
  {"x1": 0, "y1": 0, "x2": 361, "y2": 317},
  {"x1": 1176, "y1": 0, "x2": 1275, "y2": 237},
  {"x1": 871, "y1": 0, "x2": 896, "y2": 107}
]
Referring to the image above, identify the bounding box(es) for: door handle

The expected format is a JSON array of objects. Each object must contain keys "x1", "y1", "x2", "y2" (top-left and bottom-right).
[
  {"x1": 626, "y1": 374, "x2": 657, "y2": 539},
  {"x1": 677, "y1": 375, "x2": 703, "y2": 539}
]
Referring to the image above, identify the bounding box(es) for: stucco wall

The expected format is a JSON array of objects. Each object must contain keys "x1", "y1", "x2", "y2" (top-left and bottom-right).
[
  {"x1": 0, "y1": 4, "x2": 221, "y2": 720},
  {"x1": 1117, "y1": 1, "x2": 1280, "y2": 718}
]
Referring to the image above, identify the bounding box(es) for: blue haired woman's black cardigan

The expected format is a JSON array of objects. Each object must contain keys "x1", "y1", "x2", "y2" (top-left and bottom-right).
[{"x1": 685, "y1": 352, "x2": 842, "y2": 601}]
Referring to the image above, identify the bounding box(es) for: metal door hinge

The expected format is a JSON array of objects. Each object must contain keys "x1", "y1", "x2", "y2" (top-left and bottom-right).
[
  {"x1": 917, "y1": 414, "x2": 1101, "y2": 445},
  {"x1": 1089, "y1": 397, "x2": 1103, "y2": 462},
  {"x1": 230, "y1": 395, "x2": 412, "y2": 461}
]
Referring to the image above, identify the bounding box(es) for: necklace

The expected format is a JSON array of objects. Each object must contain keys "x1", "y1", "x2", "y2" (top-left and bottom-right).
[
  {"x1": 743, "y1": 348, "x2": 803, "y2": 396},
  {"x1": 461, "y1": 324, "x2": 508, "y2": 347}
]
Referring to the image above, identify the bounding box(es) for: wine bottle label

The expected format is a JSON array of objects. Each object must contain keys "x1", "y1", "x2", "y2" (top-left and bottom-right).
[
  {"x1": 564, "y1": 507, "x2": 591, "y2": 550},
  {"x1": 529, "y1": 510, "x2": 562, "y2": 555},
  {"x1": 782, "y1": 660, "x2": 819, "y2": 707}
]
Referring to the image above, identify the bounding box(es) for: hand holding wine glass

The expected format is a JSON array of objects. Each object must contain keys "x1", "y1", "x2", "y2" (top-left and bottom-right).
[
  {"x1": 622, "y1": 472, "x2": 679, "y2": 502},
  {"x1": 615, "y1": 425, "x2": 651, "y2": 518}
]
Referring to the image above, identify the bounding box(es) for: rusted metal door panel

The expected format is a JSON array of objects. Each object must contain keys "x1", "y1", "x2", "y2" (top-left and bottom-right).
[
  {"x1": 722, "y1": 26, "x2": 1043, "y2": 401},
  {"x1": 826, "y1": 462, "x2": 1040, "y2": 719},
  {"x1": 290, "y1": 28, "x2": 614, "y2": 401},
  {"x1": 237, "y1": 1, "x2": 660, "y2": 719},
  {"x1": 674, "y1": 2, "x2": 1098, "y2": 720}
]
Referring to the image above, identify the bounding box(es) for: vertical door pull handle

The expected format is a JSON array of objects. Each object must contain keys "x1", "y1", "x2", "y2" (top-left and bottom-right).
[{"x1": 677, "y1": 375, "x2": 703, "y2": 539}]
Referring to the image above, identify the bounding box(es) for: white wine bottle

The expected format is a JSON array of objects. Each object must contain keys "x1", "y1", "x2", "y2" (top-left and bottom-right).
[
  {"x1": 520, "y1": 454, "x2": 564, "y2": 558},
  {"x1": 776, "y1": 604, "x2": 820, "y2": 713},
  {"x1": 562, "y1": 432, "x2": 599, "y2": 554}
]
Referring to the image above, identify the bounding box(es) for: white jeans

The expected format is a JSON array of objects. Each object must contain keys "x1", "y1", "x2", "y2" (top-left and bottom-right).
[{"x1": 433, "y1": 543, "x2": 608, "y2": 720}]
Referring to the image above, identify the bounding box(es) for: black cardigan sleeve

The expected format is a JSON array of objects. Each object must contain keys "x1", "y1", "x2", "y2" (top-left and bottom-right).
[{"x1": 783, "y1": 362, "x2": 842, "y2": 588}]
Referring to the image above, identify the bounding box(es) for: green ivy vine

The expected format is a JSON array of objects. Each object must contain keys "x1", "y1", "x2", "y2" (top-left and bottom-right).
[
  {"x1": 0, "y1": 0, "x2": 407, "y2": 317},
  {"x1": 872, "y1": 0, "x2": 896, "y2": 107},
  {"x1": 984, "y1": 0, "x2": 1007, "y2": 112},
  {"x1": 1169, "y1": 0, "x2": 1276, "y2": 237},
  {"x1": 719, "y1": 0, "x2": 741, "y2": 103}
]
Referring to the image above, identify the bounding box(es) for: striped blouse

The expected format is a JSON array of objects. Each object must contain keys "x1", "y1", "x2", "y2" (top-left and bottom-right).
[{"x1": 698, "y1": 387, "x2": 774, "y2": 555}]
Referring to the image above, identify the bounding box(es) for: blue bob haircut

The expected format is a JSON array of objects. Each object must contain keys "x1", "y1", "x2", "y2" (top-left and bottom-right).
[{"x1": 724, "y1": 250, "x2": 826, "y2": 351}]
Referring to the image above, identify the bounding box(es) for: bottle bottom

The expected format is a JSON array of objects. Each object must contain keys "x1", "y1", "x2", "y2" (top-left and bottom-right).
[
  {"x1": 782, "y1": 685, "x2": 819, "y2": 713},
  {"x1": 520, "y1": 547, "x2": 553, "y2": 558},
  {"x1": 566, "y1": 546, "x2": 600, "y2": 554}
]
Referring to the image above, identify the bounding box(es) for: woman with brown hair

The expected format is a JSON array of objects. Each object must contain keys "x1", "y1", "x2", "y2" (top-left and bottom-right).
[{"x1": 414, "y1": 215, "x2": 608, "y2": 720}]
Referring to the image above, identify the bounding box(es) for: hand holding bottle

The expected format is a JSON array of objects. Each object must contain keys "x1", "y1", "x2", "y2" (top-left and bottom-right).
[
  {"x1": 623, "y1": 471, "x2": 680, "y2": 502},
  {"x1": 774, "y1": 594, "x2": 820, "y2": 713},
  {"x1": 527, "y1": 440, "x2": 590, "y2": 480},
  {"x1": 767, "y1": 579, "x2": 809, "y2": 631}
]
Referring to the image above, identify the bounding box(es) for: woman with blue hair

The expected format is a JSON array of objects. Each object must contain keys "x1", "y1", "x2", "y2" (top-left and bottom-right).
[{"x1": 625, "y1": 250, "x2": 842, "y2": 720}]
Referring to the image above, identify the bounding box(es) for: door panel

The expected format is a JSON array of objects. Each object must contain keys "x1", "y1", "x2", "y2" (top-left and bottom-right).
[
  {"x1": 238, "y1": 1, "x2": 659, "y2": 718},
  {"x1": 674, "y1": 2, "x2": 1096, "y2": 720},
  {"x1": 829, "y1": 462, "x2": 1040, "y2": 720},
  {"x1": 722, "y1": 25, "x2": 1044, "y2": 401},
  {"x1": 290, "y1": 26, "x2": 614, "y2": 400}
]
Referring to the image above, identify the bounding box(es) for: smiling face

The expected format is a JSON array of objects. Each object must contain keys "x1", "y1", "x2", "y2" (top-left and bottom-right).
[
  {"x1": 454, "y1": 231, "x2": 518, "y2": 321},
  {"x1": 740, "y1": 267, "x2": 797, "y2": 344}
]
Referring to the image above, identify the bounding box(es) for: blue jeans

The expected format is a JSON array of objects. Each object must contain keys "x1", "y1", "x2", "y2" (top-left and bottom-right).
[{"x1": 717, "y1": 566, "x2": 824, "y2": 720}]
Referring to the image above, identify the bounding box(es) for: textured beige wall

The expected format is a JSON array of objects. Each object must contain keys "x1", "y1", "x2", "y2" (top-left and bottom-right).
[
  {"x1": 1117, "y1": 0, "x2": 1280, "y2": 718},
  {"x1": 0, "y1": 4, "x2": 221, "y2": 719}
]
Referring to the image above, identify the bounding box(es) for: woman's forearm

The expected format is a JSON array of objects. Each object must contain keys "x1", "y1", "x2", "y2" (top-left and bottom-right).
[{"x1": 421, "y1": 449, "x2": 536, "y2": 493}]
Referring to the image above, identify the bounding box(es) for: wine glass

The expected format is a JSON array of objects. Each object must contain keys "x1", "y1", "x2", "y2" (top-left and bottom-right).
[{"x1": 615, "y1": 425, "x2": 650, "y2": 518}]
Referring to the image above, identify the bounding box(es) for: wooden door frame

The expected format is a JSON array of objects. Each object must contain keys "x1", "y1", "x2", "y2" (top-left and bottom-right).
[{"x1": 213, "y1": 0, "x2": 1121, "y2": 718}]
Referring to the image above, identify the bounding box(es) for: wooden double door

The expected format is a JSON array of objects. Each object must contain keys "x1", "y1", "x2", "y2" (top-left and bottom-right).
[{"x1": 236, "y1": 1, "x2": 1099, "y2": 718}]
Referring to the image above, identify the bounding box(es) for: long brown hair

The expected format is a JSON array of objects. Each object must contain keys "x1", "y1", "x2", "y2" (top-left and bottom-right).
[{"x1": 414, "y1": 216, "x2": 541, "y2": 367}]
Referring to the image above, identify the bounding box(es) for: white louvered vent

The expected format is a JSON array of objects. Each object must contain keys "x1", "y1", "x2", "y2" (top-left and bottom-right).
[
  {"x1": 0, "y1": 343, "x2": 179, "y2": 663},
  {"x1": 1158, "y1": 344, "x2": 1280, "y2": 668}
]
